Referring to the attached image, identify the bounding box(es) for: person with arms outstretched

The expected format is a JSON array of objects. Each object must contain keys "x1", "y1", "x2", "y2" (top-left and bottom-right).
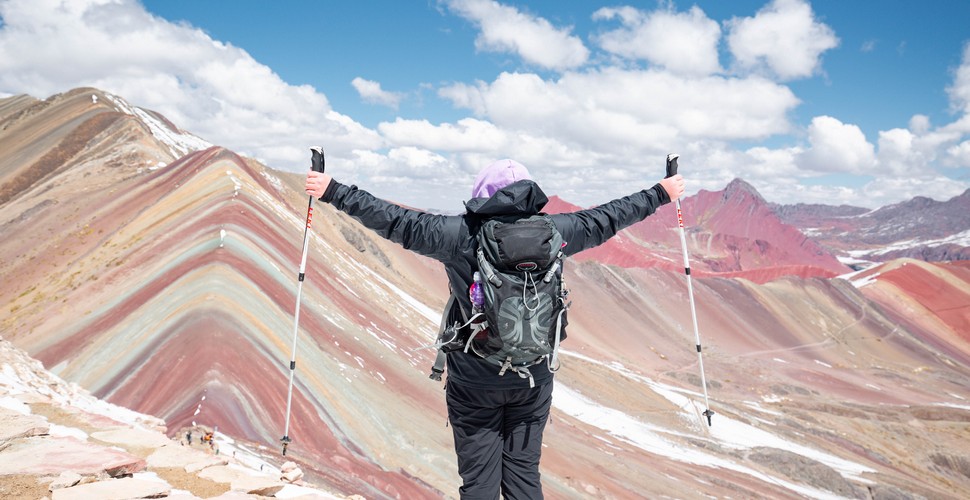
[{"x1": 305, "y1": 159, "x2": 684, "y2": 499}]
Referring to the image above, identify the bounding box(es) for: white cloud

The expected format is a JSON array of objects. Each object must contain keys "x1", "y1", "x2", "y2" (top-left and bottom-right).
[
  {"x1": 0, "y1": 0, "x2": 381, "y2": 171},
  {"x1": 909, "y1": 114, "x2": 931, "y2": 134},
  {"x1": 378, "y1": 117, "x2": 508, "y2": 152},
  {"x1": 946, "y1": 140, "x2": 970, "y2": 166},
  {"x1": 862, "y1": 176, "x2": 970, "y2": 206},
  {"x1": 351, "y1": 77, "x2": 403, "y2": 109},
  {"x1": 440, "y1": 68, "x2": 798, "y2": 150},
  {"x1": 437, "y1": 81, "x2": 489, "y2": 116},
  {"x1": 443, "y1": 0, "x2": 589, "y2": 71},
  {"x1": 797, "y1": 116, "x2": 876, "y2": 174},
  {"x1": 948, "y1": 42, "x2": 970, "y2": 114},
  {"x1": 592, "y1": 5, "x2": 722, "y2": 77},
  {"x1": 877, "y1": 128, "x2": 924, "y2": 175},
  {"x1": 725, "y1": 0, "x2": 839, "y2": 80},
  {"x1": 743, "y1": 146, "x2": 801, "y2": 178}
]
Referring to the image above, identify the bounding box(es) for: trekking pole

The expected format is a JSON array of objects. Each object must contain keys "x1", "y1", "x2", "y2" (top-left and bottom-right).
[
  {"x1": 666, "y1": 154, "x2": 714, "y2": 427},
  {"x1": 281, "y1": 146, "x2": 325, "y2": 455}
]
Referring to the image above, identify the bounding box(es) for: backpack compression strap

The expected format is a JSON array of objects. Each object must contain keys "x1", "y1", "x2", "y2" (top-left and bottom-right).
[
  {"x1": 476, "y1": 248, "x2": 502, "y2": 287},
  {"x1": 428, "y1": 294, "x2": 457, "y2": 381}
]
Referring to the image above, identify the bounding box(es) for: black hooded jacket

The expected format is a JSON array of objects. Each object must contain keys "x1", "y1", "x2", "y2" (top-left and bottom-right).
[{"x1": 321, "y1": 178, "x2": 671, "y2": 389}]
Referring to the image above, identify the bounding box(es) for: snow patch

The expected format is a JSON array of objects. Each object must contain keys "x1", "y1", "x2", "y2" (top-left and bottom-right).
[
  {"x1": 937, "y1": 402, "x2": 970, "y2": 411},
  {"x1": 104, "y1": 92, "x2": 211, "y2": 158},
  {"x1": 260, "y1": 170, "x2": 284, "y2": 192},
  {"x1": 846, "y1": 229, "x2": 970, "y2": 259},
  {"x1": 49, "y1": 422, "x2": 88, "y2": 440},
  {"x1": 558, "y1": 350, "x2": 875, "y2": 487},
  {"x1": 554, "y1": 383, "x2": 871, "y2": 498},
  {"x1": 840, "y1": 267, "x2": 880, "y2": 288},
  {"x1": 227, "y1": 170, "x2": 242, "y2": 197}
]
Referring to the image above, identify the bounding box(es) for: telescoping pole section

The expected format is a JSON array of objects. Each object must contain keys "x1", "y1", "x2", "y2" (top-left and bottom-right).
[
  {"x1": 281, "y1": 147, "x2": 325, "y2": 455},
  {"x1": 666, "y1": 154, "x2": 714, "y2": 427}
]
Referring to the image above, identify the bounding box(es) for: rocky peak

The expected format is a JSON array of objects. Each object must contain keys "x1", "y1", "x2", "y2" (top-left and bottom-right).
[{"x1": 722, "y1": 177, "x2": 767, "y2": 205}]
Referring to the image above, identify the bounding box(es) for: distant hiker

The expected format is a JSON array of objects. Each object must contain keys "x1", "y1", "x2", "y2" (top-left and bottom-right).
[
  {"x1": 306, "y1": 159, "x2": 684, "y2": 499},
  {"x1": 186, "y1": 431, "x2": 192, "y2": 444}
]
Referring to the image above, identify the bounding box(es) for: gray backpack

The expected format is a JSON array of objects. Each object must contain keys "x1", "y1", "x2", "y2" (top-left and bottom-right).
[{"x1": 468, "y1": 214, "x2": 569, "y2": 386}]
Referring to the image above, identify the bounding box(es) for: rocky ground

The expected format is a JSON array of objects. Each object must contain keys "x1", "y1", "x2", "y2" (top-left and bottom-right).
[{"x1": 0, "y1": 338, "x2": 349, "y2": 499}]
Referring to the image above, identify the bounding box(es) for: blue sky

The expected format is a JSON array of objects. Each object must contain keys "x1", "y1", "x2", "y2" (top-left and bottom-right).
[{"x1": 2, "y1": 0, "x2": 969, "y2": 209}]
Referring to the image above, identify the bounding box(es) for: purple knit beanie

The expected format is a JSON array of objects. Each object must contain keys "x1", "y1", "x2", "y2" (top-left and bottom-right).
[{"x1": 471, "y1": 159, "x2": 532, "y2": 198}]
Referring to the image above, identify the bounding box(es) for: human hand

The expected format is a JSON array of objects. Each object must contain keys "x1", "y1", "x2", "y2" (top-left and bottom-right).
[
  {"x1": 659, "y1": 174, "x2": 685, "y2": 202},
  {"x1": 305, "y1": 171, "x2": 332, "y2": 198}
]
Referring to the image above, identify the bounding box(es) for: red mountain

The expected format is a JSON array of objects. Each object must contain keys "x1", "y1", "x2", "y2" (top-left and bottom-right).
[{"x1": 546, "y1": 179, "x2": 850, "y2": 283}]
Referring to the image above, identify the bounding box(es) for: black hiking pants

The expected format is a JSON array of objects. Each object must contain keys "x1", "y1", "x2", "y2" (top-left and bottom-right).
[{"x1": 446, "y1": 380, "x2": 554, "y2": 500}]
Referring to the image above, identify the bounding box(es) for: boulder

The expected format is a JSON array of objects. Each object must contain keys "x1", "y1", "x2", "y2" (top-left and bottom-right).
[
  {"x1": 48, "y1": 471, "x2": 82, "y2": 490},
  {"x1": 0, "y1": 435, "x2": 145, "y2": 477},
  {"x1": 50, "y1": 476, "x2": 170, "y2": 500},
  {"x1": 0, "y1": 406, "x2": 49, "y2": 444},
  {"x1": 281, "y1": 466, "x2": 304, "y2": 483},
  {"x1": 197, "y1": 465, "x2": 284, "y2": 495},
  {"x1": 90, "y1": 426, "x2": 173, "y2": 449},
  {"x1": 146, "y1": 443, "x2": 227, "y2": 473}
]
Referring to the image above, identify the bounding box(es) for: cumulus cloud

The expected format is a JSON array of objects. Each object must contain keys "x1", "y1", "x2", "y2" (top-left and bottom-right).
[
  {"x1": 378, "y1": 117, "x2": 509, "y2": 151},
  {"x1": 440, "y1": 68, "x2": 798, "y2": 151},
  {"x1": 0, "y1": 0, "x2": 381, "y2": 170},
  {"x1": 592, "y1": 5, "x2": 722, "y2": 77},
  {"x1": 877, "y1": 128, "x2": 932, "y2": 175},
  {"x1": 725, "y1": 0, "x2": 839, "y2": 80},
  {"x1": 862, "y1": 175, "x2": 969, "y2": 206},
  {"x1": 437, "y1": 81, "x2": 489, "y2": 116},
  {"x1": 946, "y1": 140, "x2": 970, "y2": 166},
  {"x1": 351, "y1": 77, "x2": 404, "y2": 109},
  {"x1": 948, "y1": 42, "x2": 970, "y2": 114},
  {"x1": 797, "y1": 116, "x2": 876, "y2": 174},
  {"x1": 443, "y1": 0, "x2": 589, "y2": 71}
]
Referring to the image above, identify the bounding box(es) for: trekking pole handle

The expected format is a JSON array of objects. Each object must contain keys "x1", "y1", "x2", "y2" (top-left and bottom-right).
[
  {"x1": 310, "y1": 147, "x2": 325, "y2": 173},
  {"x1": 665, "y1": 153, "x2": 679, "y2": 178}
]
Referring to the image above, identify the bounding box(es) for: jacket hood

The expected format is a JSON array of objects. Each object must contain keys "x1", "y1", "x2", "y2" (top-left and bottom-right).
[{"x1": 464, "y1": 179, "x2": 548, "y2": 217}]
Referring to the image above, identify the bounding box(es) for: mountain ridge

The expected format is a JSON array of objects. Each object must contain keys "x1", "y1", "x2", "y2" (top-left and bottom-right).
[{"x1": 772, "y1": 187, "x2": 970, "y2": 266}]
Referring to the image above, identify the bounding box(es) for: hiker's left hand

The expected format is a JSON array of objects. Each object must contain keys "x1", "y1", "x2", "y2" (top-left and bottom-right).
[
  {"x1": 660, "y1": 174, "x2": 685, "y2": 202},
  {"x1": 306, "y1": 171, "x2": 332, "y2": 198}
]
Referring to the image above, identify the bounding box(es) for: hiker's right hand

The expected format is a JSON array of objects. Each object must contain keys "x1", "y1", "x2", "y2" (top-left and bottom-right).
[
  {"x1": 659, "y1": 174, "x2": 685, "y2": 202},
  {"x1": 306, "y1": 171, "x2": 332, "y2": 198}
]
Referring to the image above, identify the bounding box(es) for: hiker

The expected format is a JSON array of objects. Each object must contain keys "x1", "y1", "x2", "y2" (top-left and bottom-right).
[
  {"x1": 305, "y1": 159, "x2": 684, "y2": 499},
  {"x1": 186, "y1": 431, "x2": 192, "y2": 445}
]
